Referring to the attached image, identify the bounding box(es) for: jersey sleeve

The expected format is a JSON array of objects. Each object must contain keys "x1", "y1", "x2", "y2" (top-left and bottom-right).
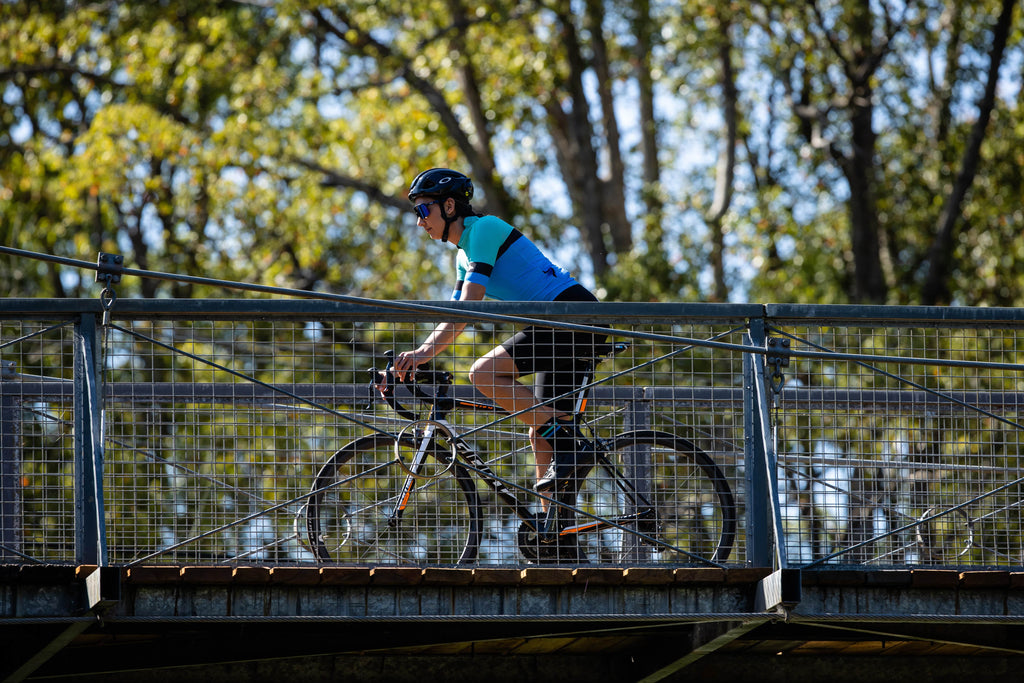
[
  {"x1": 451, "y1": 251, "x2": 468, "y2": 300},
  {"x1": 462, "y1": 217, "x2": 516, "y2": 290}
]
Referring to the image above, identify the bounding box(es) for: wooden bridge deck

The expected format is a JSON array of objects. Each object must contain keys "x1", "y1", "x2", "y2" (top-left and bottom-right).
[{"x1": 3, "y1": 565, "x2": 1024, "y2": 682}]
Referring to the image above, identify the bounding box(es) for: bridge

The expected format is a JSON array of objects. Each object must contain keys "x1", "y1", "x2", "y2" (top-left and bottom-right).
[{"x1": 2, "y1": 297, "x2": 1024, "y2": 681}]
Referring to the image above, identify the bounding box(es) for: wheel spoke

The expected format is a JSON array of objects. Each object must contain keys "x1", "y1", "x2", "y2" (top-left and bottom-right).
[{"x1": 306, "y1": 435, "x2": 480, "y2": 565}]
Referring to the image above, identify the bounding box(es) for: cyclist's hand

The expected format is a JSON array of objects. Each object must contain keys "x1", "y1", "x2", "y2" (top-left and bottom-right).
[{"x1": 391, "y1": 349, "x2": 428, "y2": 384}]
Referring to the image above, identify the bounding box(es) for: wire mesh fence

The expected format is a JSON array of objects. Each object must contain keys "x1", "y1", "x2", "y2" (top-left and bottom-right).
[
  {"x1": 772, "y1": 320, "x2": 1024, "y2": 568},
  {"x1": 1, "y1": 319, "x2": 78, "y2": 563},
  {"x1": 2, "y1": 301, "x2": 1023, "y2": 571},
  {"x1": 96, "y1": 313, "x2": 748, "y2": 566}
]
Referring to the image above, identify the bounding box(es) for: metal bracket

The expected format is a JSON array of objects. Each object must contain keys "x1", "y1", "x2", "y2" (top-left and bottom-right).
[
  {"x1": 95, "y1": 253, "x2": 123, "y2": 325},
  {"x1": 766, "y1": 337, "x2": 791, "y2": 393},
  {"x1": 754, "y1": 567, "x2": 802, "y2": 612},
  {"x1": 95, "y1": 252, "x2": 124, "y2": 284}
]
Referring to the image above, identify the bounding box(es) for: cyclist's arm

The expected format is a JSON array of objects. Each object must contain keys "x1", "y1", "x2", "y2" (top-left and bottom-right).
[{"x1": 393, "y1": 282, "x2": 485, "y2": 380}]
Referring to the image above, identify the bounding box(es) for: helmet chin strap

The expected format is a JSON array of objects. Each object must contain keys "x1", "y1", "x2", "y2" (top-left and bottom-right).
[{"x1": 440, "y1": 203, "x2": 455, "y2": 243}]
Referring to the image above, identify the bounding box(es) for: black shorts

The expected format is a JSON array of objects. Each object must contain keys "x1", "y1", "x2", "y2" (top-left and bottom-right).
[{"x1": 500, "y1": 284, "x2": 609, "y2": 413}]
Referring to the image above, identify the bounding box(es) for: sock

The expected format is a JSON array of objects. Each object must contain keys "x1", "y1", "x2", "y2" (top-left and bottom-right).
[{"x1": 537, "y1": 417, "x2": 580, "y2": 457}]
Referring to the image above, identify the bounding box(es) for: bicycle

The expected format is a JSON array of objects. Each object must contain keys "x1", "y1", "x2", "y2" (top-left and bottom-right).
[{"x1": 302, "y1": 345, "x2": 736, "y2": 566}]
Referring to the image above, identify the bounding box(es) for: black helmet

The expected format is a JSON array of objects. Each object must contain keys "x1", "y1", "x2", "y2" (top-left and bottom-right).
[{"x1": 408, "y1": 168, "x2": 474, "y2": 203}]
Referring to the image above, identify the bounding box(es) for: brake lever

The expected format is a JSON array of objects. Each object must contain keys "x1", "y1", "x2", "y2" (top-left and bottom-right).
[
  {"x1": 369, "y1": 352, "x2": 397, "y2": 399},
  {"x1": 365, "y1": 368, "x2": 381, "y2": 410}
]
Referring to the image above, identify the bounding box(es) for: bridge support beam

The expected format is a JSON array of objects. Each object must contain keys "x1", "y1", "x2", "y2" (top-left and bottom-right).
[{"x1": 637, "y1": 619, "x2": 764, "y2": 682}]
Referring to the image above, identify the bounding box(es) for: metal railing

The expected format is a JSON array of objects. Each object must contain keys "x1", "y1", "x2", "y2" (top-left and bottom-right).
[{"x1": 2, "y1": 298, "x2": 1023, "y2": 572}]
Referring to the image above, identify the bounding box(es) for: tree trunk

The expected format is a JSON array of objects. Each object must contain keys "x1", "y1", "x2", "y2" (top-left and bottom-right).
[
  {"x1": 835, "y1": 1, "x2": 887, "y2": 304},
  {"x1": 838, "y1": 92, "x2": 886, "y2": 304},
  {"x1": 545, "y1": 2, "x2": 609, "y2": 276},
  {"x1": 585, "y1": 0, "x2": 631, "y2": 255},
  {"x1": 707, "y1": 18, "x2": 737, "y2": 303},
  {"x1": 921, "y1": 0, "x2": 1017, "y2": 305}
]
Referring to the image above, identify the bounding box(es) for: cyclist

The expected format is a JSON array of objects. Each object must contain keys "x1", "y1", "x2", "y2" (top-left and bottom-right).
[{"x1": 391, "y1": 168, "x2": 606, "y2": 492}]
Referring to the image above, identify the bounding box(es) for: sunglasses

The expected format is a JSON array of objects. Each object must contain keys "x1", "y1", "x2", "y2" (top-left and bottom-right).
[{"x1": 413, "y1": 200, "x2": 439, "y2": 219}]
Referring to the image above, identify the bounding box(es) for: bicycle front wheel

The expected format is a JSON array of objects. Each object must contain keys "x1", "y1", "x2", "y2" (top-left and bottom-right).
[
  {"x1": 575, "y1": 430, "x2": 736, "y2": 565},
  {"x1": 304, "y1": 434, "x2": 483, "y2": 565}
]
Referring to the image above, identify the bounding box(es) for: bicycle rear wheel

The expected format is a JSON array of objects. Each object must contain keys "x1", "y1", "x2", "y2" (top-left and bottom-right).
[
  {"x1": 574, "y1": 430, "x2": 736, "y2": 565},
  {"x1": 304, "y1": 434, "x2": 483, "y2": 565}
]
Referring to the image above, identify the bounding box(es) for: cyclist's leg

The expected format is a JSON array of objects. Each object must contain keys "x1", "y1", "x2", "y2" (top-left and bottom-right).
[
  {"x1": 468, "y1": 332, "x2": 567, "y2": 483},
  {"x1": 531, "y1": 326, "x2": 609, "y2": 491},
  {"x1": 469, "y1": 320, "x2": 607, "y2": 487},
  {"x1": 468, "y1": 344, "x2": 560, "y2": 427}
]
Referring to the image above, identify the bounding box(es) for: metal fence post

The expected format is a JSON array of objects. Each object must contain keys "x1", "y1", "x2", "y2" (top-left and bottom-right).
[
  {"x1": 747, "y1": 317, "x2": 801, "y2": 610},
  {"x1": 74, "y1": 313, "x2": 107, "y2": 566},
  {"x1": 744, "y1": 318, "x2": 772, "y2": 567}
]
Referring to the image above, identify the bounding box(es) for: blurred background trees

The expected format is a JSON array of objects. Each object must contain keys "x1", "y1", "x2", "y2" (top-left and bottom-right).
[{"x1": 2, "y1": 0, "x2": 1021, "y2": 306}]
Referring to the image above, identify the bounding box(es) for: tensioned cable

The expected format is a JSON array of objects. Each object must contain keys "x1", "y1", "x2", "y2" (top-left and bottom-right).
[
  {"x1": 400, "y1": 452, "x2": 729, "y2": 568},
  {"x1": 767, "y1": 326, "x2": 1024, "y2": 569},
  {"x1": 123, "y1": 459, "x2": 397, "y2": 566},
  {"x1": 0, "y1": 320, "x2": 74, "y2": 351},
  {"x1": 770, "y1": 326, "x2": 1024, "y2": 432},
  {"x1": 801, "y1": 471, "x2": 1024, "y2": 569},
  {"x1": 109, "y1": 314, "x2": 744, "y2": 445},
  {"x1": 790, "y1": 620, "x2": 1024, "y2": 656},
  {"x1": 4, "y1": 244, "x2": 1024, "y2": 372},
  {"x1": 97, "y1": 613, "x2": 774, "y2": 624},
  {"x1": 9, "y1": 611, "x2": 1024, "y2": 626},
  {"x1": 14, "y1": 401, "x2": 276, "y2": 505},
  {"x1": 451, "y1": 327, "x2": 744, "y2": 442},
  {"x1": 124, "y1": 431, "x2": 726, "y2": 568},
  {"x1": 9, "y1": 245, "x2": 1024, "y2": 569},
  {"x1": 109, "y1": 322, "x2": 394, "y2": 439},
  {"x1": 104, "y1": 315, "x2": 735, "y2": 566}
]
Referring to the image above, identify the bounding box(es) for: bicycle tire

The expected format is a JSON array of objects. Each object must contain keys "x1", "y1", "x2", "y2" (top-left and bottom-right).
[
  {"x1": 305, "y1": 434, "x2": 484, "y2": 565},
  {"x1": 574, "y1": 430, "x2": 736, "y2": 565}
]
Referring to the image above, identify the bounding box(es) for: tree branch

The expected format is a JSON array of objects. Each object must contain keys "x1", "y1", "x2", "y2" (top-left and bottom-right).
[
  {"x1": 921, "y1": 0, "x2": 1017, "y2": 304},
  {"x1": 291, "y1": 156, "x2": 409, "y2": 211}
]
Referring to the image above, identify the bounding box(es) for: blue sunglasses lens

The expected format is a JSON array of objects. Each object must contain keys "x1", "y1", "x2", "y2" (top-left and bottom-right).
[{"x1": 413, "y1": 201, "x2": 436, "y2": 219}]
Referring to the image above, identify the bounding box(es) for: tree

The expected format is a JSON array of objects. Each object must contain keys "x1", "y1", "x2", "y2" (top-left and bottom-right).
[
  {"x1": 2, "y1": 0, "x2": 1023, "y2": 307},
  {"x1": 290, "y1": 0, "x2": 642, "y2": 282},
  {"x1": 920, "y1": 0, "x2": 1018, "y2": 305},
  {"x1": 740, "y1": 0, "x2": 1022, "y2": 306}
]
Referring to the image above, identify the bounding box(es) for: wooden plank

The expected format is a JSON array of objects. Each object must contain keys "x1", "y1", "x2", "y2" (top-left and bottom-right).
[
  {"x1": 470, "y1": 568, "x2": 523, "y2": 585},
  {"x1": 125, "y1": 566, "x2": 181, "y2": 584},
  {"x1": 319, "y1": 567, "x2": 372, "y2": 586},
  {"x1": 231, "y1": 566, "x2": 271, "y2": 584},
  {"x1": 370, "y1": 567, "x2": 424, "y2": 586},
  {"x1": 623, "y1": 567, "x2": 674, "y2": 585},
  {"x1": 959, "y1": 570, "x2": 1010, "y2": 589},
  {"x1": 520, "y1": 568, "x2": 574, "y2": 585},
  {"x1": 674, "y1": 567, "x2": 727, "y2": 584},
  {"x1": 910, "y1": 569, "x2": 960, "y2": 589},
  {"x1": 422, "y1": 567, "x2": 474, "y2": 586},
  {"x1": 269, "y1": 567, "x2": 322, "y2": 585},
  {"x1": 572, "y1": 567, "x2": 624, "y2": 586},
  {"x1": 179, "y1": 566, "x2": 234, "y2": 584}
]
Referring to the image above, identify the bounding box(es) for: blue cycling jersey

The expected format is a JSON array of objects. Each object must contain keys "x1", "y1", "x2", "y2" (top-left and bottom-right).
[{"x1": 452, "y1": 215, "x2": 578, "y2": 301}]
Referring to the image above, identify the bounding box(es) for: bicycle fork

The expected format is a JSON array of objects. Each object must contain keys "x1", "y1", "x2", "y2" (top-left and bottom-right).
[{"x1": 386, "y1": 423, "x2": 451, "y2": 529}]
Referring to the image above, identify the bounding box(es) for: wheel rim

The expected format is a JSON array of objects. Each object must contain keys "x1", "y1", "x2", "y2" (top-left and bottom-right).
[{"x1": 307, "y1": 435, "x2": 480, "y2": 565}]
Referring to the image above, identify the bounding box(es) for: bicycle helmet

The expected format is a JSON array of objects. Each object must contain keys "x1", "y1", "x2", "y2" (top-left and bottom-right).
[
  {"x1": 408, "y1": 168, "x2": 474, "y2": 203},
  {"x1": 408, "y1": 168, "x2": 475, "y2": 243}
]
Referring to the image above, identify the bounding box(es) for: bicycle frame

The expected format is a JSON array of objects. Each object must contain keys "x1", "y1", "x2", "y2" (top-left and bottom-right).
[{"x1": 375, "y1": 348, "x2": 658, "y2": 546}]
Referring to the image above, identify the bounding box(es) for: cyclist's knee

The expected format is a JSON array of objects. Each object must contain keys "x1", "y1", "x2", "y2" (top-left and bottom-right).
[
  {"x1": 468, "y1": 354, "x2": 514, "y2": 385},
  {"x1": 467, "y1": 357, "x2": 490, "y2": 386}
]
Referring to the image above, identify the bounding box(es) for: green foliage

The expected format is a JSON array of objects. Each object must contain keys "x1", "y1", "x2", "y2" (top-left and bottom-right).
[{"x1": 1, "y1": 0, "x2": 1023, "y2": 306}]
